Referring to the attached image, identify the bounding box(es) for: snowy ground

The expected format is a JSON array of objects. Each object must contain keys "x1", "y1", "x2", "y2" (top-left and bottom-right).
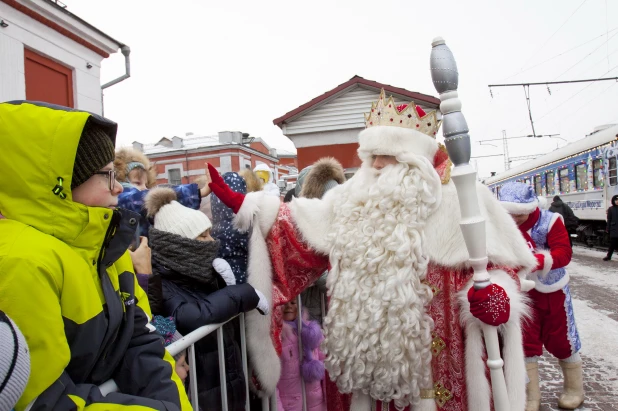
[{"x1": 539, "y1": 246, "x2": 618, "y2": 410}]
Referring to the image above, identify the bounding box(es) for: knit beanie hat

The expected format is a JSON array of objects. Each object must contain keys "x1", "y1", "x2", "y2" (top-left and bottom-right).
[
  {"x1": 72, "y1": 120, "x2": 116, "y2": 189},
  {"x1": 498, "y1": 182, "x2": 539, "y2": 215},
  {"x1": 295, "y1": 166, "x2": 312, "y2": 197},
  {"x1": 0, "y1": 311, "x2": 30, "y2": 411},
  {"x1": 144, "y1": 187, "x2": 212, "y2": 239}
]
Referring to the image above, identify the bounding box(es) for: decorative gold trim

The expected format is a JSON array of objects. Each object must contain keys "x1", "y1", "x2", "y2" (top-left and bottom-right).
[
  {"x1": 420, "y1": 388, "x2": 436, "y2": 399},
  {"x1": 431, "y1": 333, "x2": 447, "y2": 357},
  {"x1": 434, "y1": 382, "x2": 453, "y2": 407}
]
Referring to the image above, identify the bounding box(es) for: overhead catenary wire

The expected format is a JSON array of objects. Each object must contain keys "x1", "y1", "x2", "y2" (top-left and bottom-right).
[
  {"x1": 506, "y1": 0, "x2": 591, "y2": 79},
  {"x1": 502, "y1": 27, "x2": 618, "y2": 81},
  {"x1": 551, "y1": 30, "x2": 618, "y2": 81}
]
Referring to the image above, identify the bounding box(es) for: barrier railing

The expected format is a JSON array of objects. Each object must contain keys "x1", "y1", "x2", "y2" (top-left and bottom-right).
[{"x1": 100, "y1": 287, "x2": 328, "y2": 411}]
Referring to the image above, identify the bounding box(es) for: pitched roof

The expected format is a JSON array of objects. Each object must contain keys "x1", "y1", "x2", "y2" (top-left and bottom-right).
[{"x1": 273, "y1": 75, "x2": 440, "y2": 128}]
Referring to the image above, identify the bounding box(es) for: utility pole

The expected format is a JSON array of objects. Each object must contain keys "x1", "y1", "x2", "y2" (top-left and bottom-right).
[{"x1": 502, "y1": 130, "x2": 509, "y2": 170}]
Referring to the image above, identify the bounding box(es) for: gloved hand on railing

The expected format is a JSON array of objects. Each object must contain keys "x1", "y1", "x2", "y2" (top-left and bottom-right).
[
  {"x1": 213, "y1": 257, "x2": 269, "y2": 315},
  {"x1": 205, "y1": 163, "x2": 246, "y2": 213},
  {"x1": 467, "y1": 283, "x2": 510, "y2": 326}
]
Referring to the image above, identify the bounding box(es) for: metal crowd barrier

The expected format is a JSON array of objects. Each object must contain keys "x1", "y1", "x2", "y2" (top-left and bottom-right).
[{"x1": 99, "y1": 287, "x2": 328, "y2": 411}]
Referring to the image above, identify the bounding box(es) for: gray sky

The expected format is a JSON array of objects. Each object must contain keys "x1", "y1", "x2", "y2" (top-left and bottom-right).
[{"x1": 66, "y1": 0, "x2": 618, "y2": 177}]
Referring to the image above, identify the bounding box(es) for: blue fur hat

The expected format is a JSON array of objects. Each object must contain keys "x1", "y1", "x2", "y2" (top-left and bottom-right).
[{"x1": 498, "y1": 182, "x2": 539, "y2": 215}]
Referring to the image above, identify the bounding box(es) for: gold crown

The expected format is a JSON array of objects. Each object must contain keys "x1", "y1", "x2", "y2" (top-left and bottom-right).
[{"x1": 364, "y1": 89, "x2": 441, "y2": 138}]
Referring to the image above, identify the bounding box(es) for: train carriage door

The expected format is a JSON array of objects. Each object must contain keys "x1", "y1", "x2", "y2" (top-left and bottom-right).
[{"x1": 609, "y1": 157, "x2": 617, "y2": 187}]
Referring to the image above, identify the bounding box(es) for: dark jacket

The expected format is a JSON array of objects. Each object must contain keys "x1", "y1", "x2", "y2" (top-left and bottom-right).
[
  {"x1": 549, "y1": 199, "x2": 579, "y2": 230},
  {"x1": 607, "y1": 195, "x2": 618, "y2": 238},
  {"x1": 211, "y1": 172, "x2": 249, "y2": 284},
  {"x1": 152, "y1": 260, "x2": 259, "y2": 411}
]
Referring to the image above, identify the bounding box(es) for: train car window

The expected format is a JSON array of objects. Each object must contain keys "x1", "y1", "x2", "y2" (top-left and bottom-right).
[
  {"x1": 524, "y1": 178, "x2": 531, "y2": 186},
  {"x1": 593, "y1": 159, "x2": 603, "y2": 188},
  {"x1": 534, "y1": 175, "x2": 542, "y2": 195},
  {"x1": 559, "y1": 168, "x2": 570, "y2": 193},
  {"x1": 546, "y1": 172, "x2": 555, "y2": 195},
  {"x1": 575, "y1": 164, "x2": 587, "y2": 190},
  {"x1": 610, "y1": 157, "x2": 617, "y2": 186}
]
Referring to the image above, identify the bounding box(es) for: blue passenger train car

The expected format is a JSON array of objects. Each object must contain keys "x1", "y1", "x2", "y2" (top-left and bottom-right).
[{"x1": 484, "y1": 124, "x2": 618, "y2": 246}]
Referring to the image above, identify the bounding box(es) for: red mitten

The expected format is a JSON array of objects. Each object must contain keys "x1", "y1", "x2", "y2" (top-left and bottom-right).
[
  {"x1": 467, "y1": 283, "x2": 510, "y2": 326},
  {"x1": 533, "y1": 253, "x2": 545, "y2": 272},
  {"x1": 207, "y1": 163, "x2": 245, "y2": 213}
]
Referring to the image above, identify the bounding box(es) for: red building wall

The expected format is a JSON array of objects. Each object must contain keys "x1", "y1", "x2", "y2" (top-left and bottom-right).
[{"x1": 297, "y1": 143, "x2": 361, "y2": 170}]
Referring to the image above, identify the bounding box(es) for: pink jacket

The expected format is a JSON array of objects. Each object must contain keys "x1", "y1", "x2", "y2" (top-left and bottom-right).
[{"x1": 276, "y1": 320, "x2": 327, "y2": 411}]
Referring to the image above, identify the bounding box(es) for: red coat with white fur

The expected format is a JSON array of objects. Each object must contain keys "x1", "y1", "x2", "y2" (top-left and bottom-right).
[{"x1": 517, "y1": 208, "x2": 572, "y2": 292}]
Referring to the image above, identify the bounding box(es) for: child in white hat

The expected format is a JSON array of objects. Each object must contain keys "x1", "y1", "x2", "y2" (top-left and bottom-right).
[{"x1": 144, "y1": 187, "x2": 268, "y2": 410}]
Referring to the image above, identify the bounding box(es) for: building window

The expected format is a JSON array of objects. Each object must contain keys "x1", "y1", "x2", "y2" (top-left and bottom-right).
[
  {"x1": 593, "y1": 159, "x2": 603, "y2": 188},
  {"x1": 546, "y1": 171, "x2": 555, "y2": 195},
  {"x1": 559, "y1": 168, "x2": 570, "y2": 193},
  {"x1": 575, "y1": 164, "x2": 587, "y2": 190},
  {"x1": 534, "y1": 175, "x2": 542, "y2": 195},
  {"x1": 24, "y1": 49, "x2": 74, "y2": 107},
  {"x1": 168, "y1": 168, "x2": 181, "y2": 185},
  {"x1": 609, "y1": 157, "x2": 617, "y2": 186}
]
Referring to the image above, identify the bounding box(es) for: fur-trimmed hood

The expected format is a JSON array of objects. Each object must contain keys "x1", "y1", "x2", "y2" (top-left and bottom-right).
[
  {"x1": 114, "y1": 147, "x2": 157, "y2": 189},
  {"x1": 357, "y1": 125, "x2": 439, "y2": 165},
  {"x1": 299, "y1": 157, "x2": 346, "y2": 199},
  {"x1": 239, "y1": 169, "x2": 264, "y2": 193}
]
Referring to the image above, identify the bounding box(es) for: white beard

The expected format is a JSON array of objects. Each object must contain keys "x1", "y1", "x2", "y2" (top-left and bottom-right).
[{"x1": 322, "y1": 157, "x2": 442, "y2": 410}]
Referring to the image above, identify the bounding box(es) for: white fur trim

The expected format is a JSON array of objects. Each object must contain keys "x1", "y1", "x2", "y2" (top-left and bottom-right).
[
  {"x1": 535, "y1": 250, "x2": 553, "y2": 279},
  {"x1": 530, "y1": 270, "x2": 570, "y2": 293},
  {"x1": 233, "y1": 191, "x2": 281, "y2": 236},
  {"x1": 350, "y1": 391, "x2": 371, "y2": 411},
  {"x1": 288, "y1": 185, "x2": 340, "y2": 254},
  {"x1": 418, "y1": 399, "x2": 438, "y2": 411},
  {"x1": 500, "y1": 200, "x2": 539, "y2": 215},
  {"x1": 425, "y1": 181, "x2": 538, "y2": 271},
  {"x1": 357, "y1": 126, "x2": 439, "y2": 163},
  {"x1": 520, "y1": 279, "x2": 536, "y2": 292},
  {"x1": 458, "y1": 270, "x2": 530, "y2": 411},
  {"x1": 244, "y1": 213, "x2": 280, "y2": 395}
]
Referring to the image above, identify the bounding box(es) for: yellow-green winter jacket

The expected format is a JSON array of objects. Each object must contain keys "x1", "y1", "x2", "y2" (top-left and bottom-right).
[{"x1": 0, "y1": 102, "x2": 192, "y2": 411}]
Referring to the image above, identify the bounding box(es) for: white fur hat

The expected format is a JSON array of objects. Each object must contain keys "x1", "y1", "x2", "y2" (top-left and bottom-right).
[
  {"x1": 0, "y1": 312, "x2": 30, "y2": 411},
  {"x1": 145, "y1": 187, "x2": 211, "y2": 239},
  {"x1": 357, "y1": 126, "x2": 439, "y2": 164}
]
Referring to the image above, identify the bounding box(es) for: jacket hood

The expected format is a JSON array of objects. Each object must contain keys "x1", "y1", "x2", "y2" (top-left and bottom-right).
[
  {"x1": 551, "y1": 199, "x2": 564, "y2": 206},
  {"x1": 0, "y1": 101, "x2": 117, "y2": 248},
  {"x1": 612, "y1": 195, "x2": 618, "y2": 205}
]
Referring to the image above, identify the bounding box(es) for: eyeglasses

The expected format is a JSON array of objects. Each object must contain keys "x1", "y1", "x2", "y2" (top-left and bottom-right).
[{"x1": 93, "y1": 170, "x2": 117, "y2": 192}]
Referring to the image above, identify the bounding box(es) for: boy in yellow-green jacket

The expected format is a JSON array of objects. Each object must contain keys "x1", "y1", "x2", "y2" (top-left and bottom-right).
[{"x1": 0, "y1": 101, "x2": 192, "y2": 411}]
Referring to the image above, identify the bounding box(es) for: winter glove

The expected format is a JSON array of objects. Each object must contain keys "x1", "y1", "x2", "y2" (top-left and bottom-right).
[
  {"x1": 207, "y1": 163, "x2": 245, "y2": 213},
  {"x1": 253, "y1": 289, "x2": 270, "y2": 315},
  {"x1": 213, "y1": 258, "x2": 236, "y2": 286},
  {"x1": 467, "y1": 283, "x2": 510, "y2": 326}
]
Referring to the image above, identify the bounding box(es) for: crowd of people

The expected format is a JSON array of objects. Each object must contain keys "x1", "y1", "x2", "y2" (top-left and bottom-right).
[{"x1": 0, "y1": 94, "x2": 598, "y2": 411}]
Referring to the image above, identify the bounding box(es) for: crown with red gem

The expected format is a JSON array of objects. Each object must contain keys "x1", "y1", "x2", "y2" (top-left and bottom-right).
[{"x1": 364, "y1": 89, "x2": 441, "y2": 138}]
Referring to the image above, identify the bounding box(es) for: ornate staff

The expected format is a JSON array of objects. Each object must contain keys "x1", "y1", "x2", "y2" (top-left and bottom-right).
[{"x1": 430, "y1": 37, "x2": 509, "y2": 411}]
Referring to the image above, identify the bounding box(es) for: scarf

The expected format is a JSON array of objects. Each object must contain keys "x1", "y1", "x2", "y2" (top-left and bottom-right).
[{"x1": 149, "y1": 228, "x2": 220, "y2": 287}]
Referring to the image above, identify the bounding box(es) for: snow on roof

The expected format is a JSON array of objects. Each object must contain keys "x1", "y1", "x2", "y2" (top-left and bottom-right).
[
  {"x1": 142, "y1": 134, "x2": 227, "y2": 155},
  {"x1": 484, "y1": 124, "x2": 618, "y2": 185}
]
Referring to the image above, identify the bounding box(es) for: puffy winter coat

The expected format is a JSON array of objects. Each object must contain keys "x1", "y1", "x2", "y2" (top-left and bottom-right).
[
  {"x1": 152, "y1": 259, "x2": 260, "y2": 410},
  {"x1": 549, "y1": 199, "x2": 579, "y2": 230},
  {"x1": 0, "y1": 101, "x2": 190, "y2": 411},
  {"x1": 607, "y1": 195, "x2": 618, "y2": 238},
  {"x1": 277, "y1": 321, "x2": 326, "y2": 411}
]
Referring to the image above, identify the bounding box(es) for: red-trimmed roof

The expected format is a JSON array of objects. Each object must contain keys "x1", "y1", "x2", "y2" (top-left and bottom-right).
[{"x1": 273, "y1": 75, "x2": 440, "y2": 128}]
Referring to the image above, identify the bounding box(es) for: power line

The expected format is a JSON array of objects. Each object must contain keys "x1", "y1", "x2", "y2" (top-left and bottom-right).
[
  {"x1": 502, "y1": 27, "x2": 618, "y2": 81},
  {"x1": 551, "y1": 30, "x2": 618, "y2": 81},
  {"x1": 489, "y1": 75, "x2": 618, "y2": 87},
  {"x1": 515, "y1": 0, "x2": 590, "y2": 74}
]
